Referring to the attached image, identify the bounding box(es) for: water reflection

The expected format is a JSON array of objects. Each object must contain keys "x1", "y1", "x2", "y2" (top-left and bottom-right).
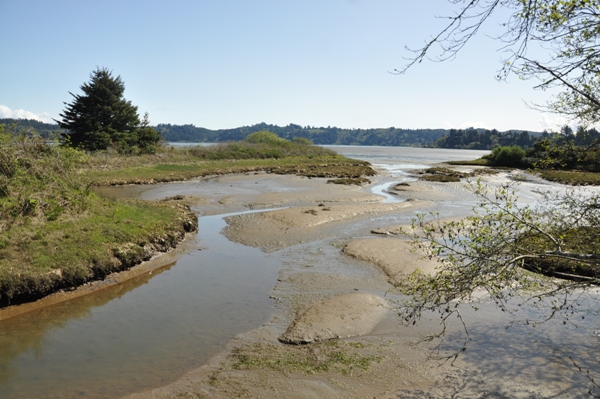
[
  {"x1": 0, "y1": 214, "x2": 280, "y2": 399},
  {"x1": 0, "y1": 262, "x2": 174, "y2": 385}
]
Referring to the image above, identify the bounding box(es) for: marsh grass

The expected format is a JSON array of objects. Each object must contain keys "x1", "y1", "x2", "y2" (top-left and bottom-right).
[
  {"x1": 448, "y1": 157, "x2": 600, "y2": 185},
  {"x1": 0, "y1": 195, "x2": 196, "y2": 305},
  {"x1": 327, "y1": 177, "x2": 372, "y2": 186},
  {"x1": 538, "y1": 170, "x2": 600, "y2": 185},
  {"x1": 447, "y1": 158, "x2": 492, "y2": 166},
  {"x1": 82, "y1": 156, "x2": 374, "y2": 185}
]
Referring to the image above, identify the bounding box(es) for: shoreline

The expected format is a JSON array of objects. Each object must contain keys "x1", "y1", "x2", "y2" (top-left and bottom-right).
[{"x1": 0, "y1": 231, "x2": 199, "y2": 321}]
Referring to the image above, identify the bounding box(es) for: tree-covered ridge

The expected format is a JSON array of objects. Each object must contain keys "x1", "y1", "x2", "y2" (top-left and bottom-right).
[
  {"x1": 155, "y1": 122, "x2": 540, "y2": 148},
  {"x1": 431, "y1": 128, "x2": 540, "y2": 150},
  {"x1": 2, "y1": 119, "x2": 542, "y2": 149},
  {"x1": 154, "y1": 122, "x2": 450, "y2": 146},
  {"x1": 0, "y1": 118, "x2": 66, "y2": 139}
]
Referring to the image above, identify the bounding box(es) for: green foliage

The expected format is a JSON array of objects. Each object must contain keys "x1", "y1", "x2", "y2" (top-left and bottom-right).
[
  {"x1": 0, "y1": 124, "x2": 90, "y2": 223},
  {"x1": 187, "y1": 142, "x2": 282, "y2": 160},
  {"x1": 185, "y1": 140, "x2": 337, "y2": 161},
  {"x1": 156, "y1": 122, "x2": 452, "y2": 146},
  {"x1": 293, "y1": 136, "x2": 313, "y2": 145},
  {"x1": 245, "y1": 130, "x2": 288, "y2": 145},
  {"x1": 433, "y1": 128, "x2": 536, "y2": 150},
  {"x1": 57, "y1": 67, "x2": 162, "y2": 153},
  {"x1": 524, "y1": 129, "x2": 600, "y2": 171},
  {"x1": 0, "y1": 118, "x2": 65, "y2": 139},
  {"x1": 488, "y1": 145, "x2": 526, "y2": 167}
]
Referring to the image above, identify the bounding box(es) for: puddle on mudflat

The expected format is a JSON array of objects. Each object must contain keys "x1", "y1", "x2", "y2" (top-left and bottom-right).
[{"x1": 0, "y1": 213, "x2": 280, "y2": 399}]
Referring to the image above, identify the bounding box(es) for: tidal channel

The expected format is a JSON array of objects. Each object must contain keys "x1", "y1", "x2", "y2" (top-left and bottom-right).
[{"x1": 0, "y1": 212, "x2": 280, "y2": 399}]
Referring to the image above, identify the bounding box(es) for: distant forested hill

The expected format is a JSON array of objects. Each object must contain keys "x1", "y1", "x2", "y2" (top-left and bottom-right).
[
  {"x1": 430, "y1": 127, "x2": 540, "y2": 150},
  {"x1": 1, "y1": 119, "x2": 540, "y2": 149},
  {"x1": 155, "y1": 122, "x2": 448, "y2": 146},
  {"x1": 156, "y1": 122, "x2": 540, "y2": 149},
  {"x1": 0, "y1": 118, "x2": 66, "y2": 139}
]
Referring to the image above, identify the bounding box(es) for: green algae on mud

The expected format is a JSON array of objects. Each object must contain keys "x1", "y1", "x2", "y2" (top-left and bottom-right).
[
  {"x1": 229, "y1": 340, "x2": 381, "y2": 376},
  {"x1": 417, "y1": 167, "x2": 498, "y2": 182}
]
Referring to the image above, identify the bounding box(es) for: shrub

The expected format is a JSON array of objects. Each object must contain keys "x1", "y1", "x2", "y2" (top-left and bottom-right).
[
  {"x1": 245, "y1": 131, "x2": 288, "y2": 145},
  {"x1": 293, "y1": 137, "x2": 313, "y2": 145},
  {"x1": 489, "y1": 145, "x2": 526, "y2": 167}
]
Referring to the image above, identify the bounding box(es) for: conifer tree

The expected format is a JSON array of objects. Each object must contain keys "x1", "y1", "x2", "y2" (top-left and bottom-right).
[{"x1": 57, "y1": 67, "x2": 161, "y2": 152}]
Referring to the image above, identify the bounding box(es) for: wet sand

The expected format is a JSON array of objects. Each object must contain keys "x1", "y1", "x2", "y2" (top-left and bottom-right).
[{"x1": 121, "y1": 169, "x2": 600, "y2": 398}]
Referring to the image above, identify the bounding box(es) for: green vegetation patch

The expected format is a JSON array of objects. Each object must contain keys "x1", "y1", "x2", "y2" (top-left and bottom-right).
[
  {"x1": 538, "y1": 170, "x2": 600, "y2": 186},
  {"x1": 0, "y1": 126, "x2": 197, "y2": 305},
  {"x1": 230, "y1": 340, "x2": 380, "y2": 376},
  {"x1": 0, "y1": 197, "x2": 196, "y2": 305},
  {"x1": 420, "y1": 174, "x2": 461, "y2": 182},
  {"x1": 447, "y1": 158, "x2": 492, "y2": 166},
  {"x1": 81, "y1": 138, "x2": 375, "y2": 186}
]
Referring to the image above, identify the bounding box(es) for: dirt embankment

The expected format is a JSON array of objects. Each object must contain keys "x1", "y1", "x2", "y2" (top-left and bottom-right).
[{"x1": 0, "y1": 204, "x2": 198, "y2": 320}]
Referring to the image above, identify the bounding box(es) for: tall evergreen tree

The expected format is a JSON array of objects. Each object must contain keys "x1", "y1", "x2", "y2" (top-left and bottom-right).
[{"x1": 56, "y1": 67, "x2": 161, "y2": 152}]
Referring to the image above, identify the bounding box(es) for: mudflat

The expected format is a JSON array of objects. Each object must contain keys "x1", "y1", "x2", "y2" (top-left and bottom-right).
[{"x1": 122, "y1": 169, "x2": 597, "y2": 398}]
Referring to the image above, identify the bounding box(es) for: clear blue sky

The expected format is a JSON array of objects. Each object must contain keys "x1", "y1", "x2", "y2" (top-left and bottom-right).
[{"x1": 0, "y1": 0, "x2": 567, "y2": 132}]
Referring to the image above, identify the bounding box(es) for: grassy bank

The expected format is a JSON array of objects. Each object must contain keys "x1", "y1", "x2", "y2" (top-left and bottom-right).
[
  {"x1": 0, "y1": 128, "x2": 198, "y2": 305},
  {"x1": 0, "y1": 198, "x2": 196, "y2": 305},
  {"x1": 0, "y1": 129, "x2": 375, "y2": 306},
  {"x1": 448, "y1": 158, "x2": 600, "y2": 185}
]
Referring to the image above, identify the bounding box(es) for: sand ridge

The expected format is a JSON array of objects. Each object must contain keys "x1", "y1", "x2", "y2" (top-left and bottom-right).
[
  {"x1": 343, "y1": 238, "x2": 438, "y2": 284},
  {"x1": 223, "y1": 200, "x2": 431, "y2": 252}
]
